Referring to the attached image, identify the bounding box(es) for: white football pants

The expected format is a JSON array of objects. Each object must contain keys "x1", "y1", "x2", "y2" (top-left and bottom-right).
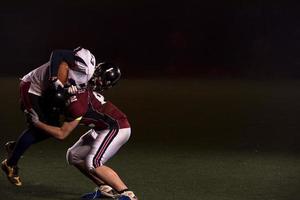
[{"x1": 66, "y1": 128, "x2": 131, "y2": 170}]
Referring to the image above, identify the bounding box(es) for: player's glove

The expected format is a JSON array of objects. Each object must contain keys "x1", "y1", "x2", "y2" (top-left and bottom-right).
[
  {"x1": 24, "y1": 108, "x2": 40, "y2": 124},
  {"x1": 65, "y1": 78, "x2": 78, "y2": 95},
  {"x1": 67, "y1": 85, "x2": 77, "y2": 95},
  {"x1": 51, "y1": 78, "x2": 64, "y2": 90}
]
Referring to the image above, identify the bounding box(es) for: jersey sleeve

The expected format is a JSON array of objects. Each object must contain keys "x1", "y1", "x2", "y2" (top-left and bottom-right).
[{"x1": 65, "y1": 91, "x2": 89, "y2": 122}]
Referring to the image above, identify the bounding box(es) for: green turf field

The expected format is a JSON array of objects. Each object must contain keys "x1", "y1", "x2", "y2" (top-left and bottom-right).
[{"x1": 0, "y1": 78, "x2": 300, "y2": 200}]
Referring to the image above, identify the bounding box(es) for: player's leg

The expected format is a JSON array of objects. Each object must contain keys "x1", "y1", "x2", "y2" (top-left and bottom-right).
[
  {"x1": 6, "y1": 82, "x2": 48, "y2": 164},
  {"x1": 1, "y1": 82, "x2": 55, "y2": 186},
  {"x1": 7, "y1": 81, "x2": 59, "y2": 167},
  {"x1": 1, "y1": 126, "x2": 50, "y2": 186},
  {"x1": 86, "y1": 127, "x2": 137, "y2": 200},
  {"x1": 86, "y1": 128, "x2": 129, "y2": 191},
  {"x1": 5, "y1": 141, "x2": 16, "y2": 156},
  {"x1": 73, "y1": 161, "x2": 104, "y2": 185},
  {"x1": 67, "y1": 130, "x2": 117, "y2": 198},
  {"x1": 70, "y1": 162, "x2": 121, "y2": 200},
  {"x1": 66, "y1": 130, "x2": 104, "y2": 186},
  {"x1": 7, "y1": 127, "x2": 51, "y2": 164}
]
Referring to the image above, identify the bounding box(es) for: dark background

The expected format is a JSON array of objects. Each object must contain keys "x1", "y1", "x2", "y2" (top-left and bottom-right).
[
  {"x1": 1, "y1": 1, "x2": 300, "y2": 200},
  {"x1": 1, "y1": 0, "x2": 300, "y2": 150},
  {"x1": 1, "y1": 1, "x2": 300, "y2": 79}
]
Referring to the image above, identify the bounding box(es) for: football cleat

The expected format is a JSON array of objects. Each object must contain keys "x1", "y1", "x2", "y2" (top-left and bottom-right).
[
  {"x1": 118, "y1": 191, "x2": 138, "y2": 200},
  {"x1": 1, "y1": 159, "x2": 22, "y2": 186},
  {"x1": 98, "y1": 185, "x2": 118, "y2": 198},
  {"x1": 81, "y1": 185, "x2": 118, "y2": 200},
  {"x1": 80, "y1": 189, "x2": 101, "y2": 200}
]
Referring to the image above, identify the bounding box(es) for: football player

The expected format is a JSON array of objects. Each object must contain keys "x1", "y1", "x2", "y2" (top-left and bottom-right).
[
  {"x1": 26, "y1": 63, "x2": 138, "y2": 200},
  {"x1": 1, "y1": 47, "x2": 97, "y2": 186}
]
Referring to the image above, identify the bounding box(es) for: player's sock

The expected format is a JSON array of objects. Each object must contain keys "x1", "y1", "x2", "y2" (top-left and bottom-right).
[
  {"x1": 7, "y1": 128, "x2": 38, "y2": 166},
  {"x1": 118, "y1": 188, "x2": 129, "y2": 194},
  {"x1": 118, "y1": 190, "x2": 138, "y2": 200}
]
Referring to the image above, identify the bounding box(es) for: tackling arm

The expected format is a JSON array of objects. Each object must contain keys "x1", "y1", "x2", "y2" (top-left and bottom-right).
[
  {"x1": 34, "y1": 119, "x2": 80, "y2": 140},
  {"x1": 27, "y1": 108, "x2": 81, "y2": 140}
]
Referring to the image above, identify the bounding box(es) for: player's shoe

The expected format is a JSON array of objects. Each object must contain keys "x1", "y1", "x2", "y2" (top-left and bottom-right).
[
  {"x1": 5, "y1": 141, "x2": 16, "y2": 156},
  {"x1": 80, "y1": 185, "x2": 118, "y2": 200},
  {"x1": 1, "y1": 159, "x2": 22, "y2": 186},
  {"x1": 118, "y1": 191, "x2": 138, "y2": 200}
]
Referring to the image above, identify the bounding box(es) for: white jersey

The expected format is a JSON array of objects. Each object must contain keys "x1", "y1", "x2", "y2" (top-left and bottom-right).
[
  {"x1": 21, "y1": 47, "x2": 96, "y2": 96},
  {"x1": 21, "y1": 62, "x2": 49, "y2": 96}
]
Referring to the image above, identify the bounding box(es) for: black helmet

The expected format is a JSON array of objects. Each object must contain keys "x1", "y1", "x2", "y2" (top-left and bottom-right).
[{"x1": 89, "y1": 62, "x2": 121, "y2": 92}]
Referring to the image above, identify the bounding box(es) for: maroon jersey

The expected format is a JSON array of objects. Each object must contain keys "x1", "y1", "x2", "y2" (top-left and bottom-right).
[{"x1": 66, "y1": 89, "x2": 130, "y2": 130}]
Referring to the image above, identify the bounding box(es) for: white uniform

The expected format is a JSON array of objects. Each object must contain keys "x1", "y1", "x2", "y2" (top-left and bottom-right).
[
  {"x1": 66, "y1": 128, "x2": 131, "y2": 170},
  {"x1": 65, "y1": 89, "x2": 131, "y2": 170},
  {"x1": 21, "y1": 62, "x2": 50, "y2": 96},
  {"x1": 21, "y1": 47, "x2": 96, "y2": 96}
]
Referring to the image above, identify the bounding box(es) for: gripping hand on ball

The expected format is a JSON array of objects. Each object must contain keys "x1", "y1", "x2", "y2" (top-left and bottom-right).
[
  {"x1": 67, "y1": 85, "x2": 78, "y2": 95},
  {"x1": 66, "y1": 79, "x2": 78, "y2": 95}
]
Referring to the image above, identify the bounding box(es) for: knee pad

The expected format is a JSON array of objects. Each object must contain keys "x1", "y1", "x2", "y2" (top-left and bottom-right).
[
  {"x1": 66, "y1": 148, "x2": 82, "y2": 165},
  {"x1": 66, "y1": 148, "x2": 73, "y2": 165}
]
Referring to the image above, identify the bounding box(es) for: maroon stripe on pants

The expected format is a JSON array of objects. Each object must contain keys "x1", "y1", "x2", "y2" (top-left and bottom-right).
[{"x1": 93, "y1": 129, "x2": 118, "y2": 168}]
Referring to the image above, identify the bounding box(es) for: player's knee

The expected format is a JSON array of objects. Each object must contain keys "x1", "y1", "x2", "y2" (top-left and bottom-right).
[
  {"x1": 124, "y1": 128, "x2": 131, "y2": 141},
  {"x1": 118, "y1": 127, "x2": 131, "y2": 145},
  {"x1": 86, "y1": 157, "x2": 104, "y2": 172},
  {"x1": 66, "y1": 148, "x2": 82, "y2": 165},
  {"x1": 66, "y1": 148, "x2": 73, "y2": 165}
]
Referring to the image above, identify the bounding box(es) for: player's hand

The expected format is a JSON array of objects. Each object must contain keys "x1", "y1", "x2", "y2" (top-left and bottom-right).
[
  {"x1": 52, "y1": 78, "x2": 64, "y2": 90},
  {"x1": 24, "y1": 108, "x2": 40, "y2": 125},
  {"x1": 67, "y1": 85, "x2": 78, "y2": 95},
  {"x1": 65, "y1": 78, "x2": 78, "y2": 95}
]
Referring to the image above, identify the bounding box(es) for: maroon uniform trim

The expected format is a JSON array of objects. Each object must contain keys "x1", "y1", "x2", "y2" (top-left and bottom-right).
[
  {"x1": 66, "y1": 89, "x2": 130, "y2": 167},
  {"x1": 19, "y1": 81, "x2": 32, "y2": 110},
  {"x1": 66, "y1": 91, "x2": 89, "y2": 121},
  {"x1": 93, "y1": 128, "x2": 119, "y2": 168},
  {"x1": 89, "y1": 92, "x2": 130, "y2": 129},
  {"x1": 66, "y1": 90, "x2": 130, "y2": 129}
]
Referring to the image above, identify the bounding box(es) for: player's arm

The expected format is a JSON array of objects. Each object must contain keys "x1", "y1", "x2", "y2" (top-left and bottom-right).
[
  {"x1": 26, "y1": 109, "x2": 81, "y2": 140},
  {"x1": 35, "y1": 119, "x2": 81, "y2": 140}
]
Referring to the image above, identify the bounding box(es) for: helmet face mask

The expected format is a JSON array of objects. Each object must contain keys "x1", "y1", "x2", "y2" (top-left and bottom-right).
[{"x1": 89, "y1": 62, "x2": 121, "y2": 92}]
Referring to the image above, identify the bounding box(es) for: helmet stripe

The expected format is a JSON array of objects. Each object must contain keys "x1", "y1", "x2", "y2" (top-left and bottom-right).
[{"x1": 74, "y1": 55, "x2": 88, "y2": 67}]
